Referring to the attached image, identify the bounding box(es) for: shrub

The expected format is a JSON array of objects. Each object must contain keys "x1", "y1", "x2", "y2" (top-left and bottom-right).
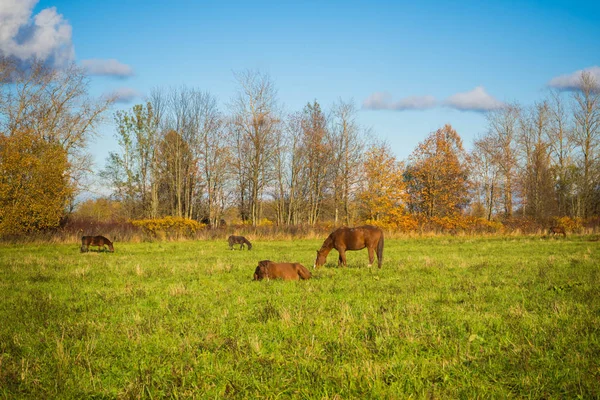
[{"x1": 131, "y1": 217, "x2": 206, "y2": 239}]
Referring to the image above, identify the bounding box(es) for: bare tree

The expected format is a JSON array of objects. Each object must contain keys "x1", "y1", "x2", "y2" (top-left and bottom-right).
[
  {"x1": 547, "y1": 90, "x2": 575, "y2": 216},
  {"x1": 330, "y1": 99, "x2": 365, "y2": 225},
  {"x1": 472, "y1": 135, "x2": 502, "y2": 220},
  {"x1": 229, "y1": 70, "x2": 280, "y2": 226},
  {"x1": 571, "y1": 71, "x2": 600, "y2": 217},
  {"x1": 301, "y1": 101, "x2": 330, "y2": 225},
  {"x1": 485, "y1": 104, "x2": 521, "y2": 217},
  {"x1": 518, "y1": 101, "x2": 555, "y2": 220}
]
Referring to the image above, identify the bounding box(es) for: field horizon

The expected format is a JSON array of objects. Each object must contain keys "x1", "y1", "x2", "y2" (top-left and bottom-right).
[{"x1": 1, "y1": 235, "x2": 599, "y2": 398}]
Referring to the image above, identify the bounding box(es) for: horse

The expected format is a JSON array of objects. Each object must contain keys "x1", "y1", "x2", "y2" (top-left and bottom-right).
[
  {"x1": 81, "y1": 235, "x2": 114, "y2": 252},
  {"x1": 253, "y1": 260, "x2": 312, "y2": 281},
  {"x1": 548, "y1": 226, "x2": 566, "y2": 237},
  {"x1": 314, "y1": 225, "x2": 384, "y2": 269},
  {"x1": 228, "y1": 235, "x2": 252, "y2": 250}
]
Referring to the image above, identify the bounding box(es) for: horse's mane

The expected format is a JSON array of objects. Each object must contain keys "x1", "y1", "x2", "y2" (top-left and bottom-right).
[{"x1": 319, "y1": 232, "x2": 335, "y2": 252}]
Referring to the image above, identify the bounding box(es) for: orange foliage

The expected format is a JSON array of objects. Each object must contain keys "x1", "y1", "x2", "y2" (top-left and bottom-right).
[
  {"x1": 358, "y1": 143, "x2": 410, "y2": 229},
  {"x1": 405, "y1": 124, "x2": 471, "y2": 218},
  {"x1": 0, "y1": 131, "x2": 71, "y2": 235}
]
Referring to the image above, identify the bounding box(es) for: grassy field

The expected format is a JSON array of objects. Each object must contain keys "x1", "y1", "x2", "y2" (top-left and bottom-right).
[{"x1": 0, "y1": 235, "x2": 599, "y2": 398}]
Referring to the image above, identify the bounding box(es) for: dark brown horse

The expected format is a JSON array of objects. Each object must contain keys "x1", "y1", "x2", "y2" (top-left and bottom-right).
[
  {"x1": 548, "y1": 226, "x2": 566, "y2": 237},
  {"x1": 81, "y1": 236, "x2": 114, "y2": 252},
  {"x1": 314, "y1": 225, "x2": 384, "y2": 269},
  {"x1": 228, "y1": 235, "x2": 252, "y2": 250},
  {"x1": 253, "y1": 260, "x2": 312, "y2": 281}
]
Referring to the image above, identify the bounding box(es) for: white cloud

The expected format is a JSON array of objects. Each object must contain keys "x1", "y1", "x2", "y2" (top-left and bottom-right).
[
  {"x1": 548, "y1": 66, "x2": 600, "y2": 91},
  {"x1": 0, "y1": 0, "x2": 74, "y2": 66},
  {"x1": 363, "y1": 92, "x2": 437, "y2": 111},
  {"x1": 444, "y1": 86, "x2": 504, "y2": 112},
  {"x1": 81, "y1": 58, "x2": 134, "y2": 78},
  {"x1": 107, "y1": 87, "x2": 141, "y2": 103}
]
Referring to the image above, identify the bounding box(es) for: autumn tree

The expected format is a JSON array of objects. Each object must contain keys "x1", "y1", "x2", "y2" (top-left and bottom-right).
[
  {"x1": 0, "y1": 57, "x2": 113, "y2": 198},
  {"x1": 0, "y1": 130, "x2": 71, "y2": 235},
  {"x1": 405, "y1": 124, "x2": 471, "y2": 217},
  {"x1": 358, "y1": 141, "x2": 407, "y2": 224},
  {"x1": 0, "y1": 57, "x2": 112, "y2": 235}
]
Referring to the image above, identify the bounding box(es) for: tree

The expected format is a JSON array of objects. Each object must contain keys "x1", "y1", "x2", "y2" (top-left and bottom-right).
[
  {"x1": 0, "y1": 57, "x2": 113, "y2": 199},
  {"x1": 358, "y1": 142, "x2": 407, "y2": 224},
  {"x1": 102, "y1": 103, "x2": 159, "y2": 219},
  {"x1": 330, "y1": 99, "x2": 365, "y2": 225},
  {"x1": 518, "y1": 101, "x2": 556, "y2": 220},
  {"x1": 193, "y1": 93, "x2": 230, "y2": 227},
  {"x1": 0, "y1": 130, "x2": 71, "y2": 235},
  {"x1": 570, "y1": 71, "x2": 600, "y2": 217},
  {"x1": 229, "y1": 70, "x2": 280, "y2": 226},
  {"x1": 471, "y1": 135, "x2": 502, "y2": 220},
  {"x1": 484, "y1": 104, "x2": 520, "y2": 217},
  {"x1": 301, "y1": 101, "x2": 330, "y2": 225},
  {"x1": 547, "y1": 90, "x2": 576, "y2": 217},
  {"x1": 405, "y1": 124, "x2": 470, "y2": 217}
]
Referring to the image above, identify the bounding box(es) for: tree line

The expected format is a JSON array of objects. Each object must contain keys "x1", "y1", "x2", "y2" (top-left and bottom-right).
[
  {"x1": 102, "y1": 70, "x2": 600, "y2": 229},
  {"x1": 1, "y1": 60, "x2": 599, "y2": 236}
]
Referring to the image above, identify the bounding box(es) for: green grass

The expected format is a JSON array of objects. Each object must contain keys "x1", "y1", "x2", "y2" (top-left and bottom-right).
[{"x1": 1, "y1": 236, "x2": 599, "y2": 398}]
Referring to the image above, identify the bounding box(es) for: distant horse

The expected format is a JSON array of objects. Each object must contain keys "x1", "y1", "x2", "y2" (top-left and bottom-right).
[
  {"x1": 548, "y1": 226, "x2": 566, "y2": 237},
  {"x1": 228, "y1": 235, "x2": 252, "y2": 250},
  {"x1": 81, "y1": 236, "x2": 114, "y2": 252},
  {"x1": 314, "y1": 225, "x2": 384, "y2": 269},
  {"x1": 253, "y1": 260, "x2": 312, "y2": 281}
]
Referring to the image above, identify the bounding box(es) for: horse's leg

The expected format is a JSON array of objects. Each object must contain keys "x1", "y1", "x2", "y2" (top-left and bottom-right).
[
  {"x1": 339, "y1": 249, "x2": 347, "y2": 267},
  {"x1": 367, "y1": 246, "x2": 375, "y2": 267},
  {"x1": 338, "y1": 252, "x2": 343, "y2": 267}
]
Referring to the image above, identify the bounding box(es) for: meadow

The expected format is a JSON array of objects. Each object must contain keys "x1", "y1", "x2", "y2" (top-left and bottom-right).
[{"x1": 0, "y1": 235, "x2": 599, "y2": 399}]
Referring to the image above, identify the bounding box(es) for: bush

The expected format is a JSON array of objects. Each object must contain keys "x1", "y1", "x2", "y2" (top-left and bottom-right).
[{"x1": 131, "y1": 217, "x2": 206, "y2": 239}]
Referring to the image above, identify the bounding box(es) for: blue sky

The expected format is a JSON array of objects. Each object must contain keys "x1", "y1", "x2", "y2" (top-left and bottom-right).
[{"x1": 4, "y1": 0, "x2": 600, "y2": 165}]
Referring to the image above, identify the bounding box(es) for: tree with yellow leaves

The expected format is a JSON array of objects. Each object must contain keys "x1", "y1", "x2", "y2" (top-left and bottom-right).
[
  {"x1": 359, "y1": 142, "x2": 409, "y2": 226},
  {"x1": 405, "y1": 124, "x2": 471, "y2": 218},
  {"x1": 0, "y1": 130, "x2": 71, "y2": 235}
]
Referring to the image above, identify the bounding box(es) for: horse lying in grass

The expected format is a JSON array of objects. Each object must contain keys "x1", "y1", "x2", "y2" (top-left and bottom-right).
[
  {"x1": 228, "y1": 235, "x2": 252, "y2": 250},
  {"x1": 81, "y1": 236, "x2": 114, "y2": 252},
  {"x1": 314, "y1": 225, "x2": 384, "y2": 269},
  {"x1": 548, "y1": 226, "x2": 566, "y2": 237},
  {"x1": 253, "y1": 260, "x2": 312, "y2": 281}
]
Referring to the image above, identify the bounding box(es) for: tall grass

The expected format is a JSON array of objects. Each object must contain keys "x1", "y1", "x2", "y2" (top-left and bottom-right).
[{"x1": 1, "y1": 236, "x2": 599, "y2": 398}]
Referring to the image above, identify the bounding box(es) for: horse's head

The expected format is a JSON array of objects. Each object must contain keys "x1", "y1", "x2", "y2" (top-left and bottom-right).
[
  {"x1": 254, "y1": 261, "x2": 269, "y2": 280},
  {"x1": 107, "y1": 241, "x2": 115, "y2": 252},
  {"x1": 314, "y1": 250, "x2": 326, "y2": 269}
]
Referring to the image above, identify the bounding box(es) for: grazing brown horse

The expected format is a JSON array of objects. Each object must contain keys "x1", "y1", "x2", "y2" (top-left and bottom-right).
[
  {"x1": 549, "y1": 226, "x2": 566, "y2": 237},
  {"x1": 81, "y1": 236, "x2": 114, "y2": 252},
  {"x1": 228, "y1": 235, "x2": 252, "y2": 250},
  {"x1": 314, "y1": 225, "x2": 384, "y2": 269},
  {"x1": 253, "y1": 260, "x2": 312, "y2": 281}
]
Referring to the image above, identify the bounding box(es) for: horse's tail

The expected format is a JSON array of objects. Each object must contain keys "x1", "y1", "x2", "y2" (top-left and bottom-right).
[
  {"x1": 377, "y1": 232, "x2": 384, "y2": 268},
  {"x1": 296, "y1": 264, "x2": 312, "y2": 280}
]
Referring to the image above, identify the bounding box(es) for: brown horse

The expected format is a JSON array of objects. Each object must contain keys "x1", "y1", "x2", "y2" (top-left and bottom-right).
[
  {"x1": 228, "y1": 235, "x2": 252, "y2": 250},
  {"x1": 81, "y1": 236, "x2": 114, "y2": 252},
  {"x1": 253, "y1": 260, "x2": 312, "y2": 281},
  {"x1": 548, "y1": 226, "x2": 566, "y2": 237},
  {"x1": 314, "y1": 225, "x2": 384, "y2": 269}
]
